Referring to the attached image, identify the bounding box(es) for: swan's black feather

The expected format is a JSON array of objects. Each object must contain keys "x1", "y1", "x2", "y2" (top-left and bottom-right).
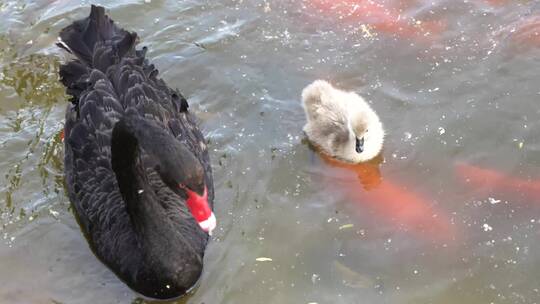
[{"x1": 60, "y1": 5, "x2": 213, "y2": 298}]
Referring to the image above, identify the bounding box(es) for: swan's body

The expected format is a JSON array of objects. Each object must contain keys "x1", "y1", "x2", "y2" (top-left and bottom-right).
[
  {"x1": 301, "y1": 80, "x2": 384, "y2": 163},
  {"x1": 59, "y1": 6, "x2": 214, "y2": 299}
]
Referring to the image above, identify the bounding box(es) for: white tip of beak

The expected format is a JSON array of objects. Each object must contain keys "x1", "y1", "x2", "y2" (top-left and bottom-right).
[{"x1": 198, "y1": 212, "x2": 216, "y2": 235}]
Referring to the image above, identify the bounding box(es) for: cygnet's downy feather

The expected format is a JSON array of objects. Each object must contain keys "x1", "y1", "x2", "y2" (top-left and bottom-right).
[{"x1": 301, "y1": 80, "x2": 384, "y2": 163}]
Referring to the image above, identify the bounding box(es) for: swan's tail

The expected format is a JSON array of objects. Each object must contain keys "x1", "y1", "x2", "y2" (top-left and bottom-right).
[
  {"x1": 58, "y1": 5, "x2": 137, "y2": 101},
  {"x1": 58, "y1": 5, "x2": 136, "y2": 65},
  {"x1": 301, "y1": 80, "x2": 334, "y2": 112}
]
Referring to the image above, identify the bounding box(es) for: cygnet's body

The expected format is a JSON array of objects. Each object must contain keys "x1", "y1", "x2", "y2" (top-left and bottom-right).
[{"x1": 301, "y1": 80, "x2": 384, "y2": 163}]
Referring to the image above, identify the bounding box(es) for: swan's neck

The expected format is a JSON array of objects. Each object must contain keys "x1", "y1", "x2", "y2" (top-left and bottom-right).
[
  {"x1": 110, "y1": 118, "x2": 207, "y2": 298},
  {"x1": 110, "y1": 118, "x2": 170, "y2": 238}
]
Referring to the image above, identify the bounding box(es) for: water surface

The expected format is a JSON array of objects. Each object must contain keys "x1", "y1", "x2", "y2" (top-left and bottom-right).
[{"x1": 1, "y1": 0, "x2": 539, "y2": 303}]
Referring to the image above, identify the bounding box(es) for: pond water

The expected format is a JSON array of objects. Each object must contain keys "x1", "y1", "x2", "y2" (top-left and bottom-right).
[{"x1": 1, "y1": 0, "x2": 539, "y2": 303}]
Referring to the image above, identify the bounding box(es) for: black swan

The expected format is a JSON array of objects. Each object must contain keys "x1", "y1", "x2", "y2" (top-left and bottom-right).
[{"x1": 58, "y1": 5, "x2": 215, "y2": 299}]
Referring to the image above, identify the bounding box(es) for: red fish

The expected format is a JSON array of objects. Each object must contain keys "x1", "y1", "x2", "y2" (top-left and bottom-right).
[
  {"x1": 309, "y1": 0, "x2": 446, "y2": 41},
  {"x1": 503, "y1": 16, "x2": 540, "y2": 52},
  {"x1": 482, "y1": 0, "x2": 509, "y2": 6},
  {"x1": 59, "y1": 129, "x2": 64, "y2": 142},
  {"x1": 456, "y1": 163, "x2": 540, "y2": 200},
  {"x1": 320, "y1": 153, "x2": 456, "y2": 242}
]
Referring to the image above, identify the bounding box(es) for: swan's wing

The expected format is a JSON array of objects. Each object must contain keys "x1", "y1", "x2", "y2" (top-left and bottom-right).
[
  {"x1": 308, "y1": 101, "x2": 351, "y2": 151},
  {"x1": 64, "y1": 68, "x2": 142, "y2": 269},
  {"x1": 63, "y1": 20, "x2": 214, "y2": 203},
  {"x1": 105, "y1": 49, "x2": 215, "y2": 209}
]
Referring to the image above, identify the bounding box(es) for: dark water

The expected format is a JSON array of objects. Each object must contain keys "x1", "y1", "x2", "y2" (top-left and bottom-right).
[{"x1": 1, "y1": 0, "x2": 539, "y2": 303}]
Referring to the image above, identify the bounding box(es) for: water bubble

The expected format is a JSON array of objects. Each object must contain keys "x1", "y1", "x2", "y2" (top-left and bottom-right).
[
  {"x1": 438, "y1": 127, "x2": 446, "y2": 135},
  {"x1": 488, "y1": 197, "x2": 501, "y2": 204}
]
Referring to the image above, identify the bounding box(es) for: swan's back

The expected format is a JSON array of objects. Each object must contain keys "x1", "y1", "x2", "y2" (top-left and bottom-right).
[
  {"x1": 59, "y1": 5, "x2": 213, "y2": 297},
  {"x1": 301, "y1": 80, "x2": 351, "y2": 154}
]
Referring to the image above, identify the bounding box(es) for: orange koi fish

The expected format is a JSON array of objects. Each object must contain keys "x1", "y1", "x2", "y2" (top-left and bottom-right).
[
  {"x1": 482, "y1": 0, "x2": 509, "y2": 6},
  {"x1": 456, "y1": 163, "x2": 540, "y2": 200},
  {"x1": 503, "y1": 15, "x2": 540, "y2": 52},
  {"x1": 309, "y1": 0, "x2": 446, "y2": 41},
  {"x1": 320, "y1": 153, "x2": 456, "y2": 241}
]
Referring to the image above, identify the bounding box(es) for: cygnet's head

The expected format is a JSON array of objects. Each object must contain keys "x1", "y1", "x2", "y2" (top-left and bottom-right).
[{"x1": 345, "y1": 93, "x2": 385, "y2": 163}]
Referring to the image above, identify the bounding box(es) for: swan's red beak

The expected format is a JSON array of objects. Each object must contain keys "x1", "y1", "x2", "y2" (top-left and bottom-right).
[{"x1": 183, "y1": 186, "x2": 216, "y2": 235}]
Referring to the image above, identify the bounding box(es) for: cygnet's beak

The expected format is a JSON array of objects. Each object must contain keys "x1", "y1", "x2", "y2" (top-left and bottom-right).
[{"x1": 355, "y1": 137, "x2": 364, "y2": 153}]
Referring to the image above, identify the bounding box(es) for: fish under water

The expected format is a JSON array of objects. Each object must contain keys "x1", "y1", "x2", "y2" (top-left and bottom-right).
[
  {"x1": 499, "y1": 15, "x2": 540, "y2": 52},
  {"x1": 308, "y1": 0, "x2": 446, "y2": 42},
  {"x1": 482, "y1": 0, "x2": 509, "y2": 5},
  {"x1": 333, "y1": 260, "x2": 375, "y2": 289},
  {"x1": 482, "y1": 0, "x2": 540, "y2": 53},
  {"x1": 318, "y1": 152, "x2": 456, "y2": 242},
  {"x1": 456, "y1": 163, "x2": 540, "y2": 201},
  {"x1": 481, "y1": 0, "x2": 537, "y2": 6}
]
